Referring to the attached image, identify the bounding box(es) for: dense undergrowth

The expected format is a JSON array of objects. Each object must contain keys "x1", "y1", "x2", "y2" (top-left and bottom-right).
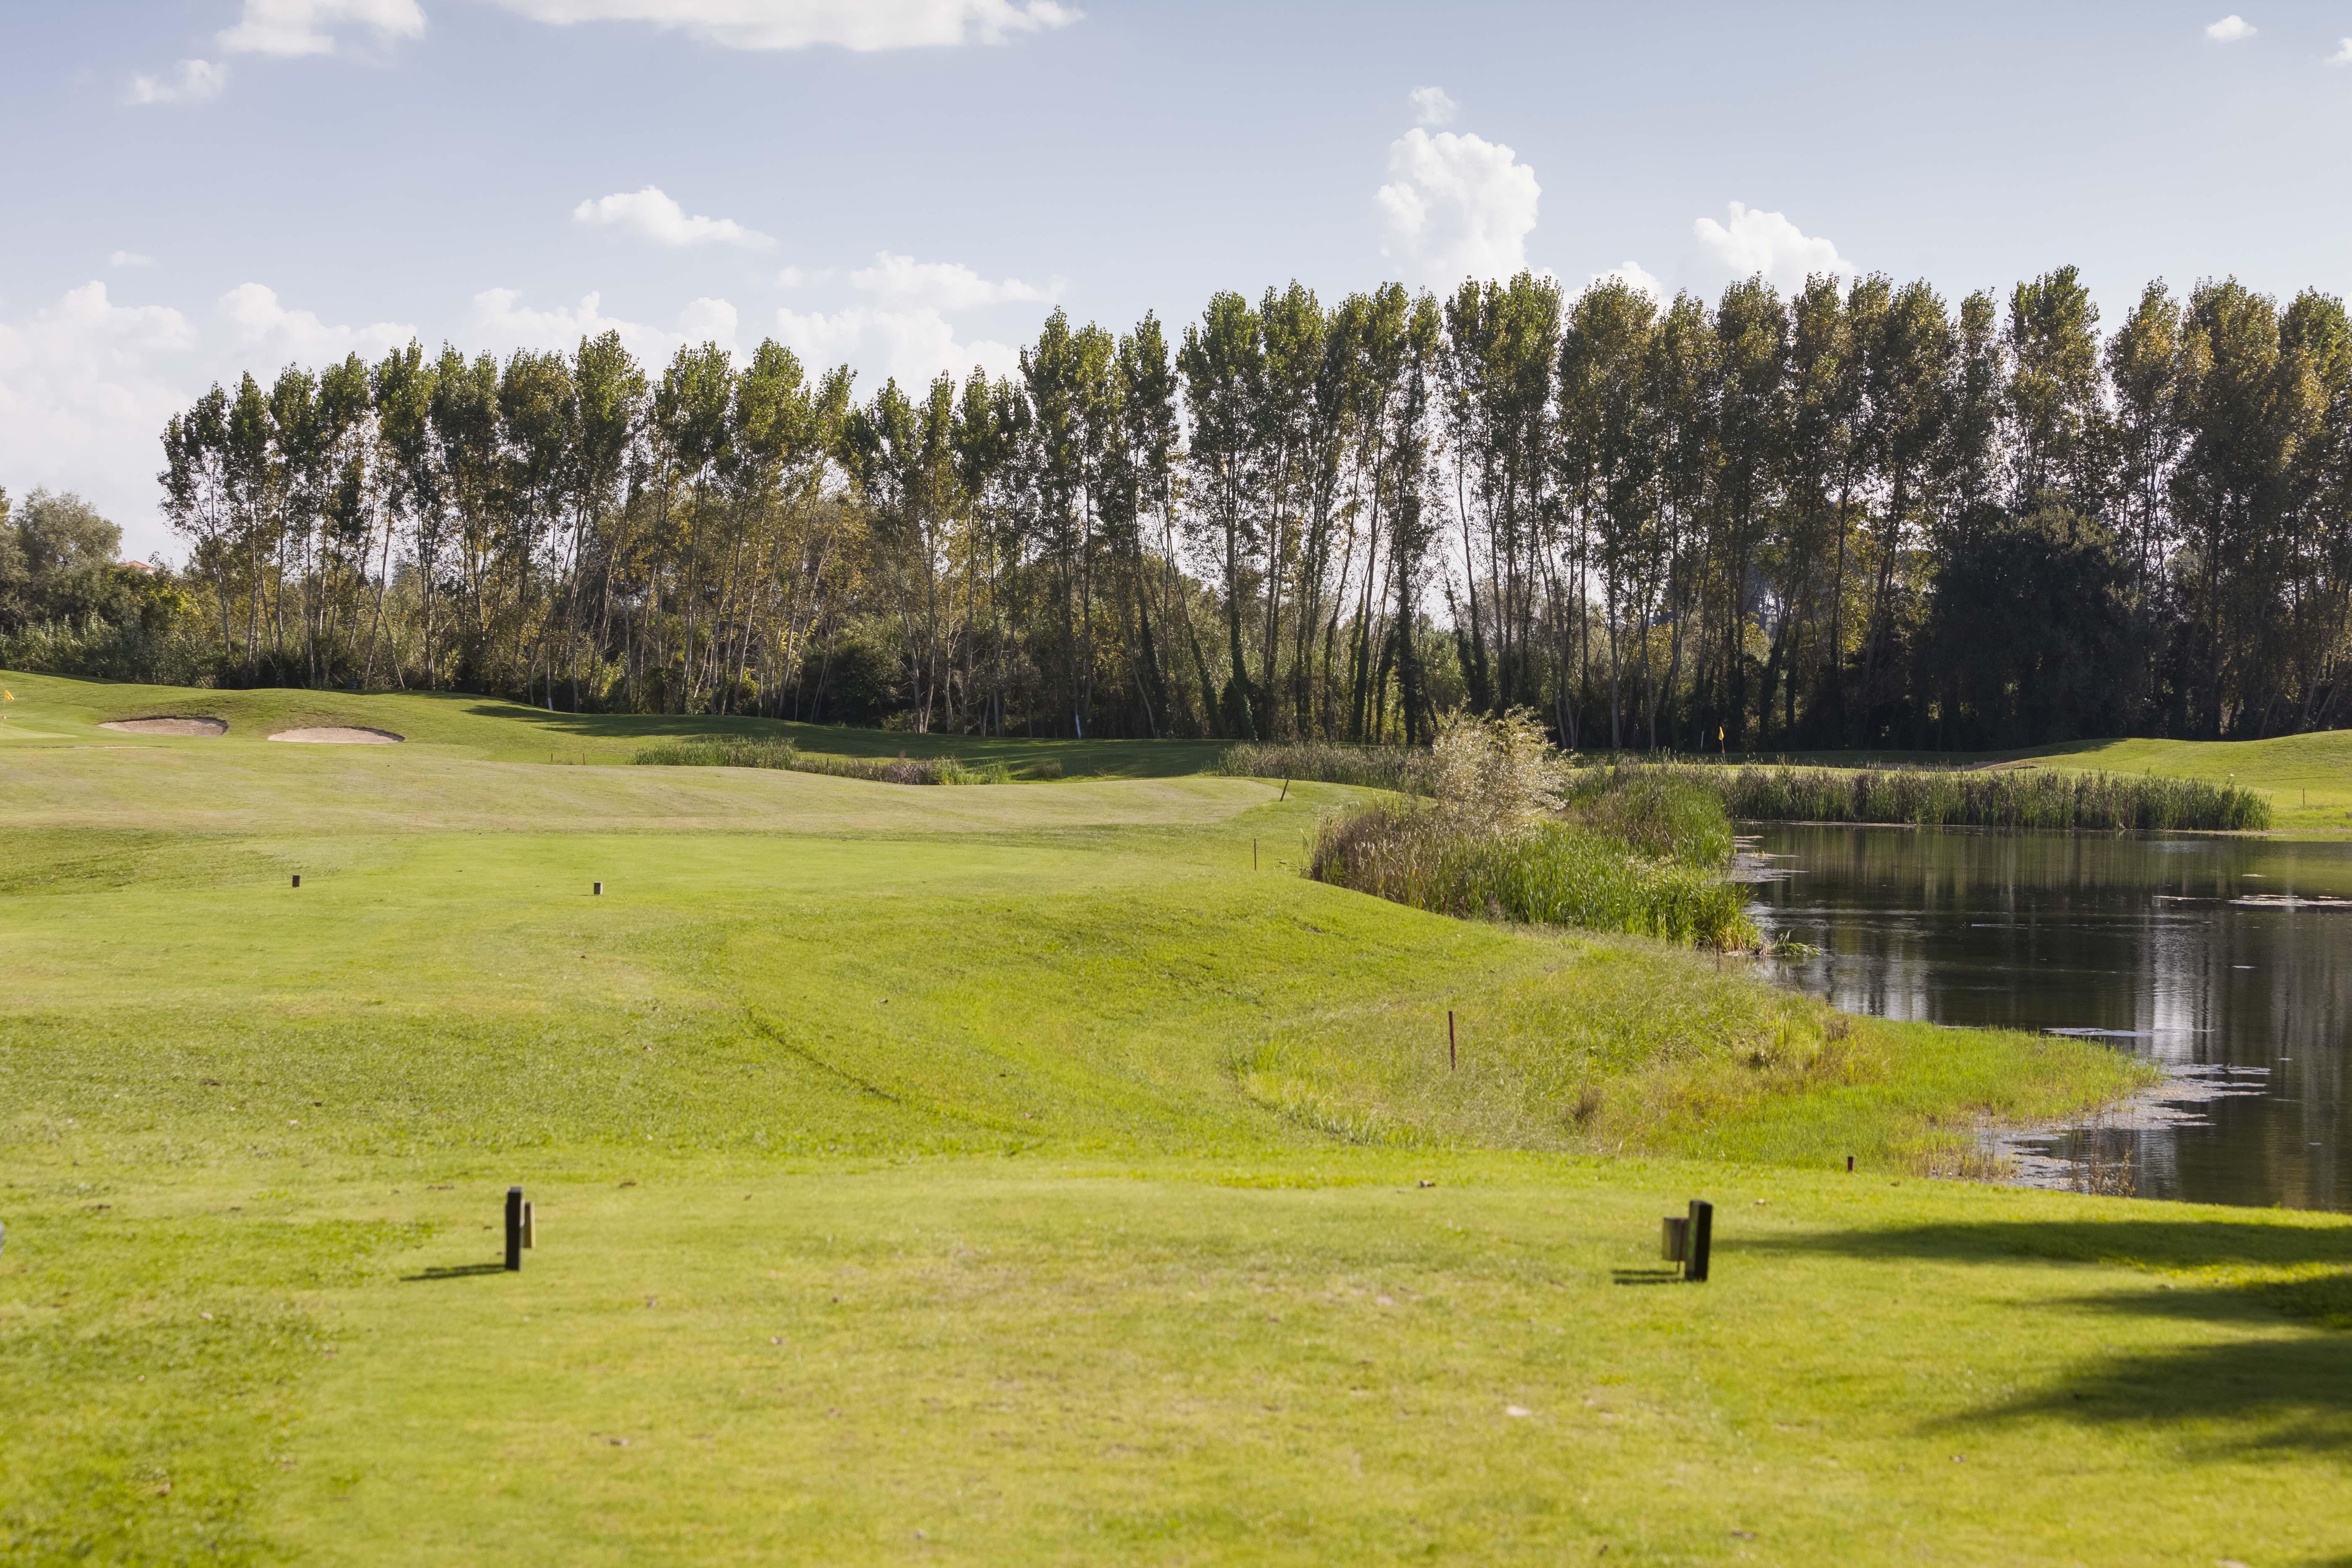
[{"x1": 635, "y1": 737, "x2": 1015, "y2": 784}]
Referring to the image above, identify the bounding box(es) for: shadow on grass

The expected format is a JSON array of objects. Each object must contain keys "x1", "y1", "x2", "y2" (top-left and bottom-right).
[
  {"x1": 1759, "y1": 1215, "x2": 2352, "y2": 1451},
  {"x1": 401, "y1": 1263, "x2": 509, "y2": 1281},
  {"x1": 1610, "y1": 1268, "x2": 1687, "y2": 1286}
]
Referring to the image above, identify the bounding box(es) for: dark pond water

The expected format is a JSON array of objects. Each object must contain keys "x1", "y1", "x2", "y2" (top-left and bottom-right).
[{"x1": 1748, "y1": 826, "x2": 2352, "y2": 1212}]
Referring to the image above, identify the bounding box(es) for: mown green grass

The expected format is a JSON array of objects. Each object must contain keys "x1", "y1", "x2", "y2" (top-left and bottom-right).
[{"x1": 4, "y1": 671, "x2": 2351, "y2": 1563}]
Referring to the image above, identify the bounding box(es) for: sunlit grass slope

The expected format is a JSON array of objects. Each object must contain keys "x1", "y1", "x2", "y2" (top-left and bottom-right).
[
  {"x1": 2, "y1": 672, "x2": 2349, "y2": 1563},
  {"x1": 0, "y1": 668, "x2": 1218, "y2": 775}
]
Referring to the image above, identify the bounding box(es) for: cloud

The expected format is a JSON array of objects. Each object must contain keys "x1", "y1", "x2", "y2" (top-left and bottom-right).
[
  {"x1": 572, "y1": 186, "x2": 774, "y2": 249},
  {"x1": 217, "y1": 283, "x2": 414, "y2": 364},
  {"x1": 846, "y1": 251, "x2": 1054, "y2": 309},
  {"x1": 1692, "y1": 201, "x2": 1855, "y2": 289},
  {"x1": 1408, "y1": 85, "x2": 1458, "y2": 127},
  {"x1": 2329, "y1": 37, "x2": 2352, "y2": 63},
  {"x1": 1589, "y1": 260, "x2": 1663, "y2": 303},
  {"x1": 472, "y1": 288, "x2": 740, "y2": 359},
  {"x1": 485, "y1": 0, "x2": 1079, "y2": 50},
  {"x1": 111, "y1": 251, "x2": 158, "y2": 268},
  {"x1": 128, "y1": 60, "x2": 228, "y2": 105},
  {"x1": 218, "y1": 0, "x2": 427, "y2": 55},
  {"x1": 774, "y1": 305, "x2": 1016, "y2": 387},
  {"x1": 2205, "y1": 14, "x2": 2255, "y2": 41},
  {"x1": 0, "y1": 283, "x2": 201, "y2": 557},
  {"x1": 1375, "y1": 128, "x2": 1541, "y2": 287}
]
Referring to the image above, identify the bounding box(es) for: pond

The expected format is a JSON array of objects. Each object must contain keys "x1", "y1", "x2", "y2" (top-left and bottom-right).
[{"x1": 1748, "y1": 825, "x2": 2351, "y2": 1212}]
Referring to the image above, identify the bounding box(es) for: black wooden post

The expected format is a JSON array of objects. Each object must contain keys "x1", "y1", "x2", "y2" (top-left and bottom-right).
[
  {"x1": 291, "y1": 874, "x2": 300, "y2": 888},
  {"x1": 1685, "y1": 1199, "x2": 1713, "y2": 1283},
  {"x1": 1448, "y1": 1011, "x2": 1457, "y2": 1072},
  {"x1": 593, "y1": 881, "x2": 603, "y2": 896},
  {"x1": 505, "y1": 1186, "x2": 523, "y2": 1271}
]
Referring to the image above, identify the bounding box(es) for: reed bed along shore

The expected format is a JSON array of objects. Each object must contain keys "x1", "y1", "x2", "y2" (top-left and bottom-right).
[
  {"x1": 1307, "y1": 804, "x2": 1758, "y2": 948},
  {"x1": 1222, "y1": 738, "x2": 2271, "y2": 832},
  {"x1": 1658, "y1": 762, "x2": 2271, "y2": 831},
  {"x1": 635, "y1": 738, "x2": 1013, "y2": 785}
]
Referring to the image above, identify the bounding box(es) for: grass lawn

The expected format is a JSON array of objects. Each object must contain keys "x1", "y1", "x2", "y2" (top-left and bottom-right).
[{"x1": 4, "y1": 670, "x2": 2350, "y2": 1564}]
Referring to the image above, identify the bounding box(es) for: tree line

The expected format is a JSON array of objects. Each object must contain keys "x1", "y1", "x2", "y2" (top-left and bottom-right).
[{"x1": 17, "y1": 263, "x2": 2352, "y2": 747}]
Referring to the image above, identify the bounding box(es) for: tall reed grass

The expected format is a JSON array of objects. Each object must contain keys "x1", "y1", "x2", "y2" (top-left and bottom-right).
[
  {"x1": 1215, "y1": 741, "x2": 1434, "y2": 794},
  {"x1": 1308, "y1": 802, "x2": 1758, "y2": 949},
  {"x1": 634, "y1": 739, "x2": 1011, "y2": 785},
  {"x1": 1645, "y1": 762, "x2": 2270, "y2": 831}
]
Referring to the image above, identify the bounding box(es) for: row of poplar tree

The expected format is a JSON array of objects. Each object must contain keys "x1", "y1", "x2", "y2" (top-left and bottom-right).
[{"x1": 150, "y1": 264, "x2": 2352, "y2": 746}]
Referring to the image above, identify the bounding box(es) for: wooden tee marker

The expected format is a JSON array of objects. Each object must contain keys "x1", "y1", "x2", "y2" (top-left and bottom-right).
[
  {"x1": 291, "y1": 874, "x2": 300, "y2": 888},
  {"x1": 1659, "y1": 1199, "x2": 1715, "y2": 1282},
  {"x1": 593, "y1": 881, "x2": 603, "y2": 896},
  {"x1": 505, "y1": 1186, "x2": 525, "y2": 1271}
]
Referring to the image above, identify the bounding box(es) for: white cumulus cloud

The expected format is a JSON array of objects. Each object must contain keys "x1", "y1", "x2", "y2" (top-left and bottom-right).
[
  {"x1": 1589, "y1": 260, "x2": 1663, "y2": 303},
  {"x1": 473, "y1": 288, "x2": 740, "y2": 359},
  {"x1": 1692, "y1": 202, "x2": 1855, "y2": 290},
  {"x1": 485, "y1": 0, "x2": 1079, "y2": 50},
  {"x1": 847, "y1": 251, "x2": 1054, "y2": 309},
  {"x1": 0, "y1": 283, "x2": 201, "y2": 557},
  {"x1": 217, "y1": 284, "x2": 415, "y2": 365},
  {"x1": 218, "y1": 0, "x2": 427, "y2": 56},
  {"x1": 572, "y1": 186, "x2": 774, "y2": 249},
  {"x1": 774, "y1": 305, "x2": 1016, "y2": 388},
  {"x1": 128, "y1": 60, "x2": 228, "y2": 105},
  {"x1": 1376, "y1": 128, "x2": 1541, "y2": 287},
  {"x1": 1409, "y1": 85, "x2": 1458, "y2": 127},
  {"x1": 2328, "y1": 36, "x2": 2352, "y2": 63},
  {"x1": 2205, "y1": 14, "x2": 2255, "y2": 41}
]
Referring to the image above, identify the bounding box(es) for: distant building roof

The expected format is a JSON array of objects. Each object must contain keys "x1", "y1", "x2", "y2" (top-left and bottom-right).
[{"x1": 118, "y1": 560, "x2": 155, "y2": 572}]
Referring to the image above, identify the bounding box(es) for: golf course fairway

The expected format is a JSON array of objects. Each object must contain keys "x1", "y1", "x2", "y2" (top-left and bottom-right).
[{"x1": 4, "y1": 672, "x2": 2349, "y2": 1565}]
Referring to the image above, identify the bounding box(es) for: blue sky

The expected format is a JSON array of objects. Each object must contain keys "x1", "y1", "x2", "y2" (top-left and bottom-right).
[{"x1": 7, "y1": 0, "x2": 2352, "y2": 557}]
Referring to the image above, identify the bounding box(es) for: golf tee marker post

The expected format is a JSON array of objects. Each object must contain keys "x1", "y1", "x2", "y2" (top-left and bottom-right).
[
  {"x1": 505, "y1": 1187, "x2": 524, "y2": 1271},
  {"x1": 1685, "y1": 1199, "x2": 1713, "y2": 1283}
]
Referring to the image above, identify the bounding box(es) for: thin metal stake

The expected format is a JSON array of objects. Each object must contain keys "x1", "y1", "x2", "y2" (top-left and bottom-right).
[
  {"x1": 1449, "y1": 1010, "x2": 1457, "y2": 1072},
  {"x1": 1253, "y1": 838, "x2": 1259, "y2": 871}
]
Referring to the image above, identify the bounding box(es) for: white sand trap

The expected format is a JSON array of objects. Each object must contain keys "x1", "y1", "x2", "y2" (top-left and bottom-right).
[
  {"x1": 101, "y1": 716, "x2": 228, "y2": 736},
  {"x1": 268, "y1": 726, "x2": 404, "y2": 744}
]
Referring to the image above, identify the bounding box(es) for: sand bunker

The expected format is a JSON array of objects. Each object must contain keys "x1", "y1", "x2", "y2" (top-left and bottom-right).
[
  {"x1": 268, "y1": 726, "x2": 404, "y2": 744},
  {"x1": 100, "y1": 717, "x2": 227, "y2": 737}
]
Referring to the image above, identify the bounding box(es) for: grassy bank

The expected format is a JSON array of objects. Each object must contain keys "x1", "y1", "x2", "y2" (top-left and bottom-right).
[{"x1": 5, "y1": 671, "x2": 2349, "y2": 1562}]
